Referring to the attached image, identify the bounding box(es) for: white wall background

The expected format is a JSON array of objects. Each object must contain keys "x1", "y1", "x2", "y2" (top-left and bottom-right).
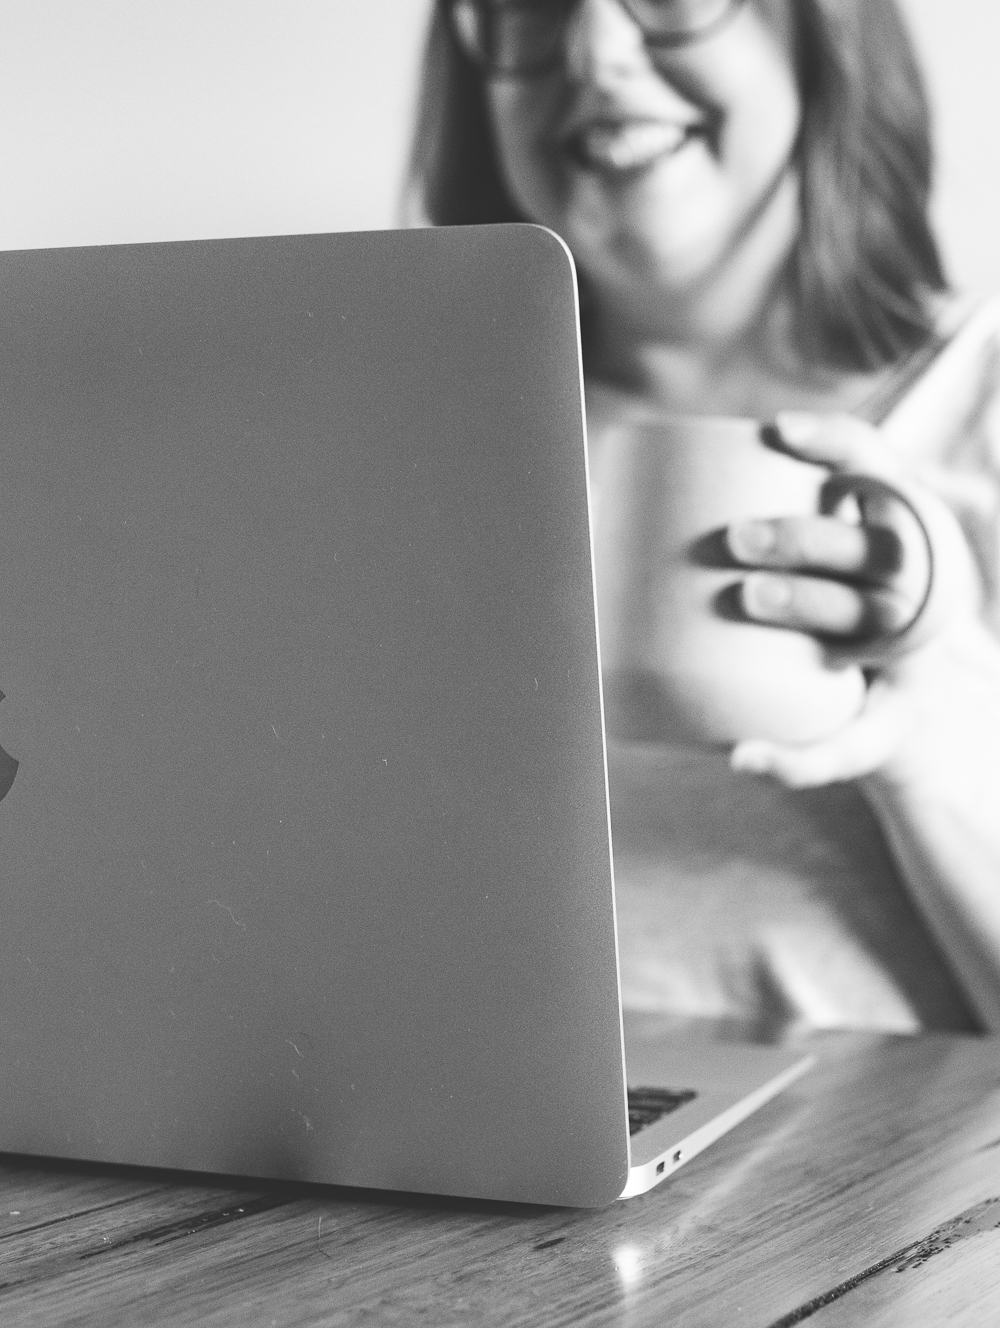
[
  {"x1": 0, "y1": 0, "x2": 996, "y2": 296},
  {"x1": 0, "y1": 0, "x2": 433, "y2": 248},
  {"x1": 902, "y1": 0, "x2": 1000, "y2": 293}
]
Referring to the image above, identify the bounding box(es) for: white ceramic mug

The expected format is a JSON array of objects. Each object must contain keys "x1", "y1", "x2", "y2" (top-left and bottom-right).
[{"x1": 593, "y1": 416, "x2": 870, "y2": 747}]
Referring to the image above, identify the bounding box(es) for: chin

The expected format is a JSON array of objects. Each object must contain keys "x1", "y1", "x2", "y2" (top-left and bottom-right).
[{"x1": 586, "y1": 222, "x2": 727, "y2": 298}]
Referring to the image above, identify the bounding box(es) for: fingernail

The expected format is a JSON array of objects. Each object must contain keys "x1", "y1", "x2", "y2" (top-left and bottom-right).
[
  {"x1": 774, "y1": 411, "x2": 820, "y2": 447},
  {"x1": 728, "y1": 520, "x2": 776, "y2": 561},
  {"x1": 742, "y1": 573, "x2": 792, "y2": 617}
]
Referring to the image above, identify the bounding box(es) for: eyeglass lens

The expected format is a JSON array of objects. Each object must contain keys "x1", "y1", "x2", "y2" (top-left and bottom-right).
[{"x1": 451, "y1": 0, "x2": 742, "y2": 75}]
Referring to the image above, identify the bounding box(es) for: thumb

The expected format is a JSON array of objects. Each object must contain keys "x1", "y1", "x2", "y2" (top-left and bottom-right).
[{"x1": 730, "y1": 679, "x2": 908, "y2": 788}]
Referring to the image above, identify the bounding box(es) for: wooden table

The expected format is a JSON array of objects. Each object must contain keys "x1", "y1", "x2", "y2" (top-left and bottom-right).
[{"x1": 2, "y1": 1026, "x2": 998, "y2": 1327}]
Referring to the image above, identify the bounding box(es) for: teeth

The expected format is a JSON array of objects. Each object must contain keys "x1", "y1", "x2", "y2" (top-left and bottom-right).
[{"x1": 575, "y1": 122, "x2": 690, "y2": 172}]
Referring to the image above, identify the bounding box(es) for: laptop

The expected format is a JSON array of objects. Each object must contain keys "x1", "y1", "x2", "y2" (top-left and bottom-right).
[{"x1": 0, "y1": 224, "x2": 810, "y2": 1207}]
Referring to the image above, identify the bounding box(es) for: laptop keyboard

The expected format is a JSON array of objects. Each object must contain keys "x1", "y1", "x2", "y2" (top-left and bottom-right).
[{"x1": 627, "y1": 1086, "x2": 697, "y2": 1135}]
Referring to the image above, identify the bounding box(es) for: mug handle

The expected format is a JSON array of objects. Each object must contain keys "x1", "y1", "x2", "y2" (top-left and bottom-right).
[{"x1": 819, "y1": 470, "x2": 976, "y2": 665}]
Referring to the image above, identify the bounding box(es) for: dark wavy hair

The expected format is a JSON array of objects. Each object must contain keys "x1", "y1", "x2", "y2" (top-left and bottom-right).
[{"x1": 404, "y1": 0, "x2": 949, "y2": 373}]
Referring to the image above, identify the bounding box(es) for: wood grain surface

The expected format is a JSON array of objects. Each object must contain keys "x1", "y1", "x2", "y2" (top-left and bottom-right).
[{"x1": 1, "y1": 1028, "x2": 998, "y2": 1327}]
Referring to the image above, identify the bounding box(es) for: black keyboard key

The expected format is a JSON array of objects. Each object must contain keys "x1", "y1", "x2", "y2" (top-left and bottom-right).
[{"x1": 627, "y1": 1086, "x2": 697, "y2": 1135}]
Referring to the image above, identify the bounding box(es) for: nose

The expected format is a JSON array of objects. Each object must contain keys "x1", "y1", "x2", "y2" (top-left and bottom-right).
[{"x1": 563, "y1": 0, "x2": 651, "y2": 81}]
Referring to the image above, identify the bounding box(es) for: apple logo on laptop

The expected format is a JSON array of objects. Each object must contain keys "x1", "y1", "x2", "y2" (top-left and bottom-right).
[{"x1": 0, "y1": 691, "x2": 18, "y2": 802}]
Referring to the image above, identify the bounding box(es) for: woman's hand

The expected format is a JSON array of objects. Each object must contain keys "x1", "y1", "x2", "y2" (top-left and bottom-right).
[{"x1": 724, "y1": 410, "x2": 992, "y2": 789}]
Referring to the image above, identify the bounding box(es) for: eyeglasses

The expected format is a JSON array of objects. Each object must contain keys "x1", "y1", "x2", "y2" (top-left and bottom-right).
[{"x1": 448, "y1": 0, "x2": 748, "y2": 77}]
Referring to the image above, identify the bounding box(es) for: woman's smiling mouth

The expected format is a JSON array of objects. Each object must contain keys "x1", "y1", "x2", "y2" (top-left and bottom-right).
[{"x1": 568, "y1": 119, "x2": 704, "y2": 175}]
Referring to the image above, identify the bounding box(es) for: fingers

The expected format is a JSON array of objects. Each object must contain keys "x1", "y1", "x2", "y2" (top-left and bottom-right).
[
  {"x1": 727, "y1": 515, "x2": 905, "y2": 582},
  {"x1": 727, "y1": 513, "x2": 927, "y2": 643},
  {"x1": 731, "y1": 413, "x2": 937, "y2": 648},
  {"x1": 739, "y1": 572, "x2": 918, "y2": 640}
]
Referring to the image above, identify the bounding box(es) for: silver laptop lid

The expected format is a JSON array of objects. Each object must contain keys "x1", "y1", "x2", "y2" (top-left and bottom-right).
[{"x1": 0, "y1": 225, "x2": 628, "y2": 1206}]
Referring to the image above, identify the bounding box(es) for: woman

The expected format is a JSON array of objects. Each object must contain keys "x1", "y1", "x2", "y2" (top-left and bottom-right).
[{"x1": 406, "y1": 0, "x2": 1000, "y2": 1038}]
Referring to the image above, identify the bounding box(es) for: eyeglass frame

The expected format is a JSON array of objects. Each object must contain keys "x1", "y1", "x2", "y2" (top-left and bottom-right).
[{"x1": 447, "y1": 0, "x2": 750, "y2": 78}]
